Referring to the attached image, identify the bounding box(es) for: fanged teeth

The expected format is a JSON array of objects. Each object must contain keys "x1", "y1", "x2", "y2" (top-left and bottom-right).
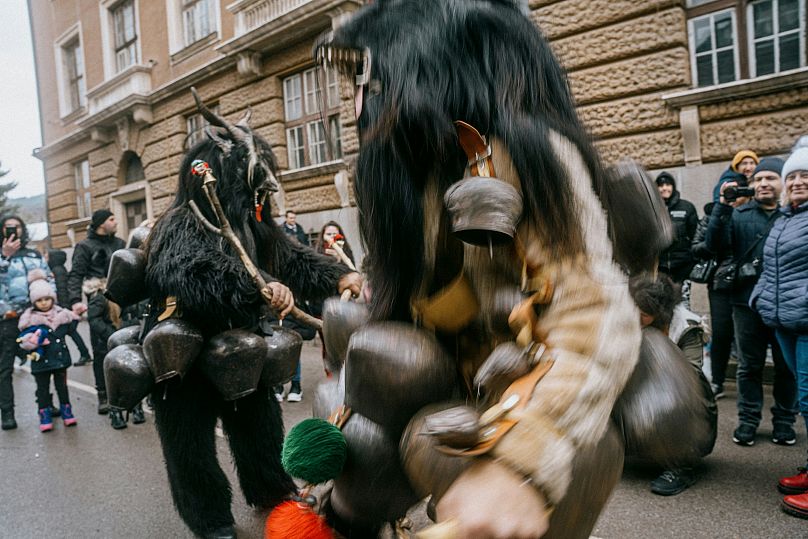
[{"x1": 317, "y1": 45, "x2": 362, "y2": 73}]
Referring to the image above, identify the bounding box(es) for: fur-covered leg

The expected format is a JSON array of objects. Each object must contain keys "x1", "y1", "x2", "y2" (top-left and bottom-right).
[
  {"x1": 152, "y1": 370, "x2": 234, "y2": 537},
  {"x1": 220, "y1": 383, "x2": 297, "y2": 508}
]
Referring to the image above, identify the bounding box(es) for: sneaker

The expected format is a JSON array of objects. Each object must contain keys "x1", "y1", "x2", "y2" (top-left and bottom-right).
[
  {"x1": 131, "y1": 404, "x2": 146, "y2": 425},
  {"x1": 779, "y1": 468, "x2": 808, "y2": 495},
  {"x1": 38, "y1": 408, "x2": 53, "y2": 432},
  {"x1": 49, "y1": 405, "x2": 61, "y2": 418},
  {"x1": 710, "y1": 383, "x2": 725, "y2": 399},
  {"x1": 273, "y1": 385, "x2": 284, "y2": 402},
  {"x1": 109, "y1": 409, "x2": 127, "y2": 430},
  {"x1": 287, "y1": 382, "x2": 302, "y2": 403},
  {"x1": 733, "y1": 424, "x2": 756, "y2": 446},
  {"x1": 18, "y1": 355, "x2": 27, "y2": 367},
  {"x1": 1, "y1": 409, "x2": 17, "y2": 430},
  {"x1": 75, "y1": 356, "x2": 92, "y2": 366},
  {"x1": 650, "y1": 469, "x2": 696, "y2": 496},
  {"x1": 97, "y1": 392, "x2": 110, "y2": 415},
  {"x1": 773, "y1": 424, "x2": 797, "y2": 446},
  {"x1": 60, "y1": 403, "x2": 77, "y2": 427}
]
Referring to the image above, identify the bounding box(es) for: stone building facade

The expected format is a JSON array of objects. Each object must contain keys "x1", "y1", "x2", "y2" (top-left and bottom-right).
[{"x1": 31, "y1": 0, "x2": 808, "y2": 260}]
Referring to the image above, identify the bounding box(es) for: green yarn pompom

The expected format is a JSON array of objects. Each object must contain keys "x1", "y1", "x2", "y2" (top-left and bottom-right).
[{"x1": 282, "y1": 418, "x2": 347, "y2": 484}]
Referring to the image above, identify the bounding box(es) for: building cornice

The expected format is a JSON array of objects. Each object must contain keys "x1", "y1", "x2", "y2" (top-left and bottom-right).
[{"x1": 662, "y1": 67, "x2": 808, "y2": 108}]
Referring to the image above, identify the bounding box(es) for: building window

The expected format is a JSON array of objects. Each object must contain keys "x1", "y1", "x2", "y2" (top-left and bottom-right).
[
  {"x1": 283, "y1": 67, "x2": 343, "y2": 170},
  {"x1": 185, "y1": 105, "x2": 219, "y2": 149},
  {"x1": 689, "y1": 9, "x2": 739, "y2": 87},
  {"x1": 182, "y1": 0, "x2": 212, "y2": 46},
  {"x1": 74, "y1": 160, "x2": 92, "y2": 219},
  {"x1": 124, "y1": 199, "x2": 148, "y2": 231},
  {"x1": 63, "y1": 40, "x2": 85, "y2": 112},
  {"x1": 749, "y1": 0, "x2": 806, "y2": 76},
  {"x1": 120, "y1": 151, "x2": 145, "y2": 185},
  {"x1": 112, "y1": 0, "x2": 138, "y2": 72}
]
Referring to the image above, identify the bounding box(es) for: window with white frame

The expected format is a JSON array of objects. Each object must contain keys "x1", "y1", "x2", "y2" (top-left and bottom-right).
[
  {"x1": 283, "y1": 68, "x2": 343, "y2": 170},
  {"x1": 112, "y1": 0, "x2": 138, "y2": 72},
  {"x1": 182, "y1": 0, "x2": 213, "y2": 47},
  {"x1": 63, "y1": 39, "x2": 85, "y2": 112},
  {"x1": 185, "y1": 104, "x2": 219, "y2": 149},
  {"x1": 689, "y1": 10, "x2": 739, "y2": 87},
  {"x1": 749, "y1": 0, "x2": 806, "y2": 76},
  {"x1": 74, "y1": 160, "x2": 92, "y2": 219}
]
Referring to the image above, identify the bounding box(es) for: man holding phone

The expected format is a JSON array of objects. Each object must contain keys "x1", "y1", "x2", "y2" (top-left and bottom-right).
[
  {"x1": 0, "y1": 215, "x2": 54, "y2": 430},
  {"x1": 67, "y1": 209, "x2": 125, "y2": 416},
  {"x1": 706, "y1": 158, "x2": 798, "y2": 447}
]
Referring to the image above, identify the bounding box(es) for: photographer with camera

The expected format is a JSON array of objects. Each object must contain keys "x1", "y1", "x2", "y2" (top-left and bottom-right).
[{"x1": 706, "y1": 157, "x2": 798, "y2": 447}]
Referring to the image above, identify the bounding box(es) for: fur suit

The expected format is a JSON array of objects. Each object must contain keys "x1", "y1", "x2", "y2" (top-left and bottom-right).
[
  {"x1": 317, "y1": 0, "x2": 642, "y2": 535},
  {"x1": 143, "y1": 106, "x2": 351, "y2": 537}
]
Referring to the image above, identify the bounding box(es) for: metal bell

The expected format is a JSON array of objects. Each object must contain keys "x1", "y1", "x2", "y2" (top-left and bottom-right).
[
  {"x1": 312, "y1": 370, "x2": 346, "y2": 420},
  {"x1": 260, "y1": 325, "x2": 302, "y2": 387},
  {"x1": 443, "y1": 177, "x2": 523, "y2": 246},
  {"x1": 474, "y1": 342, "x2": 531, "y2": 399},
  {"x1": 199, "y1": 329, "x2": 266, "y2": 401},
  {"x1": 321, "y1": 298, "x2": 369, "y2": 375},
  {"x1": 344, "y1": 322, "x2": 456, "y2": 431},
  {"x1": 107, "y1": 325, "x2": 141, "y2": 351},
  {"x1": 126, "y1": 224, "x2": 152, "y2": 250},
  {"x1": 142, "y1": 319, "x2": 204, "y2": 383},
  {"x1": 104, "y1": 344, "x2": 154, "y2": 411},
  {"x1": 329, "y1": 413, "x2": 419, "y2": 527},
  {"x1": 105, "y1": 248, "x2": 148, "y2": 308}
]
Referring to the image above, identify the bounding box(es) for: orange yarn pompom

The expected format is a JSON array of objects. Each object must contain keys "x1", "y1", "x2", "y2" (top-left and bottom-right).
[{"x1": 265, "y1": 500, "x2": 334, "y2": 539}]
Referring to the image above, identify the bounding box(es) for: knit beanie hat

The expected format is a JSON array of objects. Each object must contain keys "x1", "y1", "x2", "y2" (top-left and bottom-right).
[
  {"x1": 90, "y1": 209, "x2": 114, "y2": 231},
  {"x1": 752, "y1": 157, "x2": 784, "y2": 178},
  {"x1": 655, "y1": 171, "x2": 676, "y2": 188},
  {"x1": 731, "y1": 150, "x2": 759, "y2": 172},
  {"x1": 28, "y1": 269, "x2": 55, "y2": 304},
  {"x1": 781, "y1": 147, "x2": 808, "y2": 183}
]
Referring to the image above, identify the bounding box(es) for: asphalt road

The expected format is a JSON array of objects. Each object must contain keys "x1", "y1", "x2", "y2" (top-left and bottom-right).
[{"x1": 0, "y1": 324, "x2": 806, "y2": 538}]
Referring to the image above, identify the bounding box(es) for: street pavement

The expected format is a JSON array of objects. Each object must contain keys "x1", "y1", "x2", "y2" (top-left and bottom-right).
[{"x1": 1, "y1": 324, "x2": 806, "y2": 538}]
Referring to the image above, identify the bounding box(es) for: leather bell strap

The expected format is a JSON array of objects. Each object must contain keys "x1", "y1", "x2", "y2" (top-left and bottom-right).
[
  {"x1": 327, "y1": 404, "x2": 352, "y2": 429},
  {"x1": 436, "y1": 347, "x2": 554, "y2": 457},
  {"x1": 455, "y1": 121, "x2": 496, "y2": 178},
  {"x1": 157, "y1": 296, "x2": 178, "y2": 322}
]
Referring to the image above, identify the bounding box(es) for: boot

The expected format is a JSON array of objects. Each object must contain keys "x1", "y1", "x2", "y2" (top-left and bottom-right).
[
  {"x1": 131, "y1": 403, "x2": 146, "y2": 424},
  {"x1": 779, "y1": 467, "x2": 808, "y2": 495},
  {"x1": 109, "y1": 409, "x2": 127, "y2": 430},
  {"x1": 49, "y1": 393, "x2": 60, "y2": 417},
  {"x1": 1, "y1": 409, "x2": 17, "y2": 430},
  {"x1": 782, "y1": 492, "x2": 808, "y2": 519},
  {"x1": 60, "y1": 403, "x2": 77, "y2": 427},
  {"x1": 203, "y1": 525, "x2": 237, "y2": 539},
  {"x1": 38, "y1": 407, "x2": 53, "y2": 433},
  {"x1": 97, "y1": 391, "x2": 110, "y2": 415},
  {"x1": 75, "y1": 356, "x2": 92, "y2": 366}
]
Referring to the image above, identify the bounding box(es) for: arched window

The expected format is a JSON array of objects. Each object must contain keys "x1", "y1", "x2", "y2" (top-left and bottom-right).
[{"x1": 120, "y1": 151, "x2": 145, "y2": 185}]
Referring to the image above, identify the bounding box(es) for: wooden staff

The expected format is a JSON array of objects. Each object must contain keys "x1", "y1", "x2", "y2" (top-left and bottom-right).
[{"x1": 188, "y1": 159, "x2": 323, "y2": 330}]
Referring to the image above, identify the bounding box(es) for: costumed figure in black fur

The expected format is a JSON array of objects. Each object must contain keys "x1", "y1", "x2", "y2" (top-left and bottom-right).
[
  {"x1": 141, "y1": 93, "x2": 360, "y2": 539},
  {"x1": 302, "y1": 1, "x2": 711, "y2": 538}
]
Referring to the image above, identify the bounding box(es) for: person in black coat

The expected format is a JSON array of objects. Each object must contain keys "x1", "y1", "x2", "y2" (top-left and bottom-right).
[
  {"x1": 46, "y1": 249, "x2": 90, "y2": 365},
  {"x1": 656, "y1": 172, "x2": 699, "y2": 284}
]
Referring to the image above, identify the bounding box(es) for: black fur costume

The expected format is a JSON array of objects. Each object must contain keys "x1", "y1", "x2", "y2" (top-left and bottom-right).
[{"x1": 143, "y1": 106, "x2": 350, "y2": 537}]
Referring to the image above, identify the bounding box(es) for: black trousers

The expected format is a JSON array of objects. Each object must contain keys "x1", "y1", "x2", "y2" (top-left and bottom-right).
[
  {"x1": 708, "y1": 288, "x2": 734, "y2": 387},
  {"x1": 33, "y1": 368, "x2": 69, "y2": 409},
  {"x1": 88, "y1": 314, "x2": 107, "y2": 394},
  {"x1": 0, "y1": 318, "x2": 20, "y2": 412},
  {"x1": 151, "y1": 368, "x2": 296, "y2": 536},
  {"x1": 67, "y1": 320, "x2": 90, "y2": 359}
]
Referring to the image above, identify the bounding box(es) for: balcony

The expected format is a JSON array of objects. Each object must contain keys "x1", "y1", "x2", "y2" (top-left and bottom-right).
[
  {"x1": 80, "y1": 65, "x2": 154, "y2": 129},
  {"x1": 219, "y1": 0, "x2": 361, "y2": 59}
]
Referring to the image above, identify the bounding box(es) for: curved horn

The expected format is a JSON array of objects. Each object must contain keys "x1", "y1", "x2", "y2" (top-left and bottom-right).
[
  {"x1": 236, "y1": 107, "x2": 253, "y2": 128},
  {"x1": 191, "y1": 87, "x2": 231, "y2": 129}
]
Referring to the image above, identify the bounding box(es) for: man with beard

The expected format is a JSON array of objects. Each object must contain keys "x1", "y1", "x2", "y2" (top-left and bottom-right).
[
  {"x1": 656, "y1": 172, "x2": 698, "y2": 286},
  {"x1": 706, "y1": 158, "x2": 798, "y2": 447},
  {"x1": 67, "y1": 209, "x2": 125, "y2": 418}
]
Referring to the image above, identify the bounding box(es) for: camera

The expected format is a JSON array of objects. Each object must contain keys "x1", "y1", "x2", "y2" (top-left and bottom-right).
[
  {"x1": 724, "y1": 185, "x2": 755, "y2": 201},
  {"x1": 3, "y1": 226, "x2": 17, "y2": 239}
]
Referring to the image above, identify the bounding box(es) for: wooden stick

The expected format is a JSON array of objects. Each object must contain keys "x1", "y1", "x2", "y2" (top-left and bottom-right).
[
  {"x1": 327, "y1": 239, "x2": 357, "y2": 271},
  {"x1": 190, "y1": 160, "x2": 323, "y2": 330}
]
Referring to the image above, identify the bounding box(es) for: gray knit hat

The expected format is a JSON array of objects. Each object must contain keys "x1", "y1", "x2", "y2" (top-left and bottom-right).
[{"x1": 781, "y1": 147, "x2": 808, "y2": 183}]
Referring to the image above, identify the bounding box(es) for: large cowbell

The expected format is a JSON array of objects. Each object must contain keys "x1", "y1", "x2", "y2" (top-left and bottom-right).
[
  {"x1": 444, "y1": 177, "x2": 523, "y2": 246},
  {"x1": 142, "y1": 319, "x2": 204, "y2": 383},
  {"x1": 104, "y1": 344, "x2": 154, "y2": 411},
  {"x1": 261, "y1": 325, "x2": 302, "y2": 387},
  {"x1": 321, "y1": 298, "x2": 369, "y2": 375},
  {"x1": 199, "y1": 330, "x2": 266, "y2": 401},
  {"x1": 104, "y1": 248, "x2": 148, "y2": 309},
  {"x1": 107, "y1": 325, "x2": 141, "y2": 350}
]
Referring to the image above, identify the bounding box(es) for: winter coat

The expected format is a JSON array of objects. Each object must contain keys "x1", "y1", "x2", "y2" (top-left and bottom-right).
[
  {"x1": 0, "y1": 248, "x2": 54, "y2": 317},
  {"x1": 67, "y1": 230, "x2": 125, "y2": 307},
  {"x1": 705, "y1": 199, "x2": 782, "y2": 305},
  {"x1": 281, "y1": 222, "x2": 309, "y2": 246},
  {"x1": 750, "y1": 200, "x2": 808, "y2": 333},
  {"x1": 18, "y1": 305, "x2": 78, "y2": 374},
  {"x1": 48, "y1": 249, "x2": 70, "y2": 308},
  {"x1": 658, "y1": 190, "x2": 699, "y2": 282}
]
